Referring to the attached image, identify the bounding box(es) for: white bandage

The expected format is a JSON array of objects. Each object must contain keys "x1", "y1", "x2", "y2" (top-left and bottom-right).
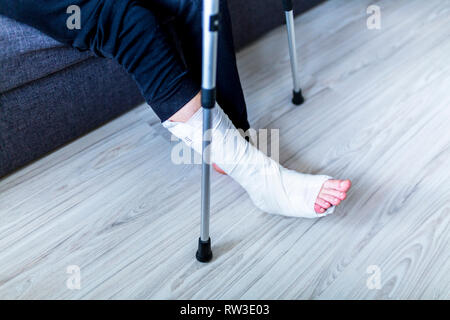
[{"x1": 163, "y1": 105, "x2": 334, "y2": 218}]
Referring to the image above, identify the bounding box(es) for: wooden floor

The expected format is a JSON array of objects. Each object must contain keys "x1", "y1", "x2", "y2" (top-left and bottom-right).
[{"x1": 1, "y1": 0, "x2": 449, "y2": 299}]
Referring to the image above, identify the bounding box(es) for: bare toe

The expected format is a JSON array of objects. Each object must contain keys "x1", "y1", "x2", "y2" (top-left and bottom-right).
[
  {"x1": 320, "y1": 194, "x2": 341, "y2": 206},
  {"x1": 314, "y1": 204, "x2": 326, "y2": 214},
  {"x1": 324, "y1": 179, "x2": 352, "y2": 191},
  {"x1": 314, "y1": 178, "x2": 351, "y2": 214},
  {"x1": 322, "y1": 188, "x2": 347, "y2": 200},
  {"x1": 316, "y1": 198, "x2": 331, "y2": 209},
  {"x1": 340, "y1": 179, "x2": 352, "y2": 191}
]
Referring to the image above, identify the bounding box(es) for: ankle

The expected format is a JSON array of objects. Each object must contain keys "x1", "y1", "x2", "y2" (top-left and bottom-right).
[{"x1": 168, "y1": 91, "x2": 201, "y2": 123}]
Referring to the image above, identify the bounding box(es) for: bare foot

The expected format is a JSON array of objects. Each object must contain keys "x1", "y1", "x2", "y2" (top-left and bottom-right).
[
  {"x1": 314, "y1": 179, "x2": 352, "y2": 214},
  {"x1": 215, "y1": 162, "x2": 350, "y2": 216}
]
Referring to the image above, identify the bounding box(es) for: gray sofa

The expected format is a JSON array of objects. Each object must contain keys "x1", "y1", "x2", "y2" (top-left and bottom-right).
[{"x1": 0, "y1": 0, "x2": 324, "y2": 178}]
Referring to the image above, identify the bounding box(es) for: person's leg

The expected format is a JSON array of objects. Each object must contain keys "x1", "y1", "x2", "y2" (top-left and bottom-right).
[
  {"x1": 139, "y1": 0, "x2": 250, "y2": 131},
  {"x1": 160, "y1": 0, "x2": 352, "y2": 215},
  {"x1": 165, "y1": 102, "x2": 351, "y2": 217},
  {"x1": 0, "y1": 0, "x2": 200, "y2": 122},
  {"x1": 1, "y1": 0, "x2": 351, "y2": 216}
]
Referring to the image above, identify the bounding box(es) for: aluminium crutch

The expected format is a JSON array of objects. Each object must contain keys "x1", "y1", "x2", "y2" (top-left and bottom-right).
[
  {"x1": 283, "y1": 0, "x2": 305, "y2": 105},
  {"x1": 196, "y1": 0, "x2": 220, "y2": 263}
]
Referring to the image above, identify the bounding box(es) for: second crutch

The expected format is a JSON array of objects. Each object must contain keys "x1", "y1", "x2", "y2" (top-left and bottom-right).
[
  {"x1": 196, "y1": 0, "x2": 220, "y2": 263},
  {"x1": 283, "y1": 0, "x2": 305, "y2": 105}
]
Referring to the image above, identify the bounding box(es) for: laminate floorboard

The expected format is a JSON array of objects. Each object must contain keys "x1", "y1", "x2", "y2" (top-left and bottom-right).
[{"x1": 0, "y1": 0, "x2": 448, "y2": 299}]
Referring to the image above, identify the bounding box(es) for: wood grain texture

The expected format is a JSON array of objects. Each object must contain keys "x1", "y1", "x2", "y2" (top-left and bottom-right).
[{"x1": 0, "y1": 0, "x2": 449, "y2": 299}]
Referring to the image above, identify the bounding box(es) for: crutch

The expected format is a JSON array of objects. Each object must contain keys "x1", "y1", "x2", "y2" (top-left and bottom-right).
[
  {"x1": 196, "y1": 0, "x2": 220, "y2": 263},
  {"x1": 283, "y1": 0, "x2": 304, "y2": 105}
]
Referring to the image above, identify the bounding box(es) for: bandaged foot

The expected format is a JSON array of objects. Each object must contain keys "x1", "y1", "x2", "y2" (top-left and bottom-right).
[{"x1": 163, "y1": 105, "x2": 350, "y2": 218}]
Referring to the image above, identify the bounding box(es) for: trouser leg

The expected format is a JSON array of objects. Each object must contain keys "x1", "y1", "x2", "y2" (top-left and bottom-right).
[
  {"x1": 140, "y1": 0, "x2": 250, "y2": 131},
  {"x1": 0, "y1": 0, "x2": 200, "y2": 122}
]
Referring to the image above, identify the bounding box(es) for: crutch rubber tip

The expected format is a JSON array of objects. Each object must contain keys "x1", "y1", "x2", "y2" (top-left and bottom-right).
[
  {"x1": 292, "y1": 89, "x2": 305, "y2": 105},
  {"x1": 196, "y1": 237, "x2": 213, "y2": 263}
]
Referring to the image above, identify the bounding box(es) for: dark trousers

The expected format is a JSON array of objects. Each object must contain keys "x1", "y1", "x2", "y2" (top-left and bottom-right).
[{"x1": 0, "y1": 0, "x2": 250, "y2": 130}]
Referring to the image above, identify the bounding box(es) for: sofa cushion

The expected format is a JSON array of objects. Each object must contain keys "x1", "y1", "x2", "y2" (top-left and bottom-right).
[
  {"x1": 0, "y1": 15, "x2": 94, "y2": 93},
  {"x1": 0, "y1": 56, "x2": 143, "y2": 178}
]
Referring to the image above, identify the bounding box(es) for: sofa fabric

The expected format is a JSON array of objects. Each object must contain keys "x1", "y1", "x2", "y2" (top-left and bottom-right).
[
  {"x1": 0, "y1": 15, "x2": 95, "y2": 92},
  {"x1": 0, "y1": 15, "x2": 143, "y2": 178},
  {"x1": 0, "y1": 0, "x2": 325, "y2": 178},
  {"x1": 0, "y1": 57, "x2": 143, "y2": 177}
]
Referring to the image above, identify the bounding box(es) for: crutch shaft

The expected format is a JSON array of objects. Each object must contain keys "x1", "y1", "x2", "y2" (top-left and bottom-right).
[
  {"x1": 283, "y1": 0, "x2": 304, "y2": 105},
  {"x1": 200, "y1": 109, "x2": 212, "y2": 241},
  {"x1": 196, "y1": 0, "x2": 219, "y2": 263}
]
